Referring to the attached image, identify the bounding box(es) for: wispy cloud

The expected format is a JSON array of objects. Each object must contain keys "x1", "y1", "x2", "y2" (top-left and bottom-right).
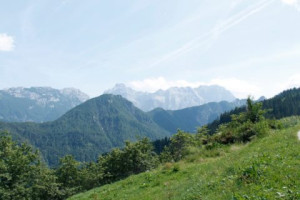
[
  {"x1": 149, "y1": 0, "x2": 274, "y2": 68},
  {"x1": 281, "y1": 0, "x2": 300, "y2": 10},
  {"x1": 212, "y1": 0, "x2": 274, "y2": 37},
  {"x1": 0, "y1": 33, "x2": 15, "y2": 51}
]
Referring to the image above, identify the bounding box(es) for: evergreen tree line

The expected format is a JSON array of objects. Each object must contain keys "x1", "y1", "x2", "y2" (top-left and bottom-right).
[
  {"x1": 207, "y1": 88, "x2": 300, "y2": 134},
  {"x1": 0, "y1": 98, "x2": 285, "y2": 199}
]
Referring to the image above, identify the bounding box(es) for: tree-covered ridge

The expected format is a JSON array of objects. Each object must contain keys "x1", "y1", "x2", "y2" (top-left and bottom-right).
[
  {"x1": 207, "y1": 87, "x2": 300, "y2": 133},
  {"x1": 0, "y1": 94, "x2": 170, "y2": 166},
  {"x1": 149, "y1": 100, "x2": 245, "y2": 133},
  {"x1": 263, "y1": 87, "x2": 300, "y2": 119}
]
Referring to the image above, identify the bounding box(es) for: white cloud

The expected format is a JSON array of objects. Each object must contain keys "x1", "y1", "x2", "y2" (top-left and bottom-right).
[
  {"x1": 128, "y1": 77, "x2": 205, "y2": 93},
  {"x1": 0, "y1": 33, "x2": 15, "y2": 51},
  {"x1": 281, "y1": 0, "x2": 300, "y2": 10},
  {"x1": 280, "y1": 73, "x2": 300, "y2": 91},
  {"x1": 281, "y1": 0, "x2": 298, "y2": 5},
  {"x1": 209, "y1": 78, "x2": 262, "y2": 99},
  {"x1": 128, "y1": 77, "x2": 261, "y2": 99}
]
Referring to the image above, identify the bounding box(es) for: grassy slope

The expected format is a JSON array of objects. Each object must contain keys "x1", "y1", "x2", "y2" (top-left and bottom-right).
[{"x1": 69, "y1": 118, "x2": 300, "y2": 200}]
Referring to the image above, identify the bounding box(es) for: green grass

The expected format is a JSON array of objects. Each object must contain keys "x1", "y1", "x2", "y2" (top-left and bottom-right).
[{"x1": 69, "y1": 118, "x2": 300, "y2": 200}]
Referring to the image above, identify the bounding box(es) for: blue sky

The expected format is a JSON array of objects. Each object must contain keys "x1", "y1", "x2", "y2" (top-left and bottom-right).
[{"x1": 0, "y1": 0, "x2": 300, "y2": 98}]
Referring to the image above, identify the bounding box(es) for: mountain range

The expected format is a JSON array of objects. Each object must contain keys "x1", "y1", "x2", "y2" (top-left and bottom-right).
[
  {"x1": 105, "y1": 84, "x2": 236, "y2": 111},
  {"x1": 1, "y1": 84, "x2": 298, "y2": 167},
  {"x1": 0, "y1": 87, "x2": 89, "y2": 122},
  {"x1": 0, "y1": 85, "x2": 236, "y2": 123},
  {"x1": 0, "y1": 93, "x2": 240, "y2": 166},
  {"x1": 0, "y1": 88, "x2": 299, "y2": 166},
  {"x1": 0, "y1": 94, "x2": 170, "y2": 166}
]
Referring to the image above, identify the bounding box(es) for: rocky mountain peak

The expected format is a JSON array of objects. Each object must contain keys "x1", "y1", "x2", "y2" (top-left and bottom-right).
[
  {"x1": 105, "y1": 83, "x2": 236, "y2": 111},
  {"x1": 0, "y1": 87, "x2": 90, "y2": 122}
]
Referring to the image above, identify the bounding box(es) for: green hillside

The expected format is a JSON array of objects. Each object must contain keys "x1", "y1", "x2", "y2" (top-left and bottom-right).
[
  {"x1": 69, "y1": 117, "x2": 300, "y2": 200},
  {"x1": 208, "y1": 88, "x2": 300, "y2": 133},
  {"x1": 149, "y1": 101, "x2": 244, "y2": 133},
  {"x1": 149, "y1": 88, "x2": 300, "y2": 134},
  {"x1": 150, "y1": 88, "x2": 300, "y2": 134},
  {"x1": 0, "y1": 94, "x2": 170, "y2": 166}
]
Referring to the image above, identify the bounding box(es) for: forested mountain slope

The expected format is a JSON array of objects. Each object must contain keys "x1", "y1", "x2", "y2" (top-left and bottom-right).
[
  {"x1": 207, "y1": 88, "x2": 300, "y2": 133},
  {"x1": 0, "y1": 94, "x2": 170, "y2": 166},
  {"x1": 149, "y1": 100, "x2": 245, "y2": 133}
]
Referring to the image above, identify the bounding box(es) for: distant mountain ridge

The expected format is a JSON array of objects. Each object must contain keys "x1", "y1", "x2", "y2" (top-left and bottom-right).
[
  {"x1": 149, "y1": 99, "x2": 246, "y2": 133},
  {"x1": 0, "y1": 87, "x2": 89, "y2": 122},
  {"x1": 105, "y1": 84, "x2": 236, "y2": 111},
  {"x1": 0, "y1": 94, "x2": 245, "y2": 166}
]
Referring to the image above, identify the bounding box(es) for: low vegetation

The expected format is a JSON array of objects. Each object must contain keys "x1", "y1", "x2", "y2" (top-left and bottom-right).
[{"x1": 69, "y1": 116, "x2": 300, "y2": 200}]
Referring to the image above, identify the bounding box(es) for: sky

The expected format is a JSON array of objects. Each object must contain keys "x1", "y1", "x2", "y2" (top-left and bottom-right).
[{"x1": 0, "y1": 0, "x2": 300, "y2": 99}]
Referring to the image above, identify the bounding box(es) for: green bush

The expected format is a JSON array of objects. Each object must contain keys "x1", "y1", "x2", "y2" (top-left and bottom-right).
[
  {"x1": 0, "y1": 131, "x2": 63, "y2": 200},
  {"x1": 163, "y1": 130, "x2": 194, "y2": 162}
]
